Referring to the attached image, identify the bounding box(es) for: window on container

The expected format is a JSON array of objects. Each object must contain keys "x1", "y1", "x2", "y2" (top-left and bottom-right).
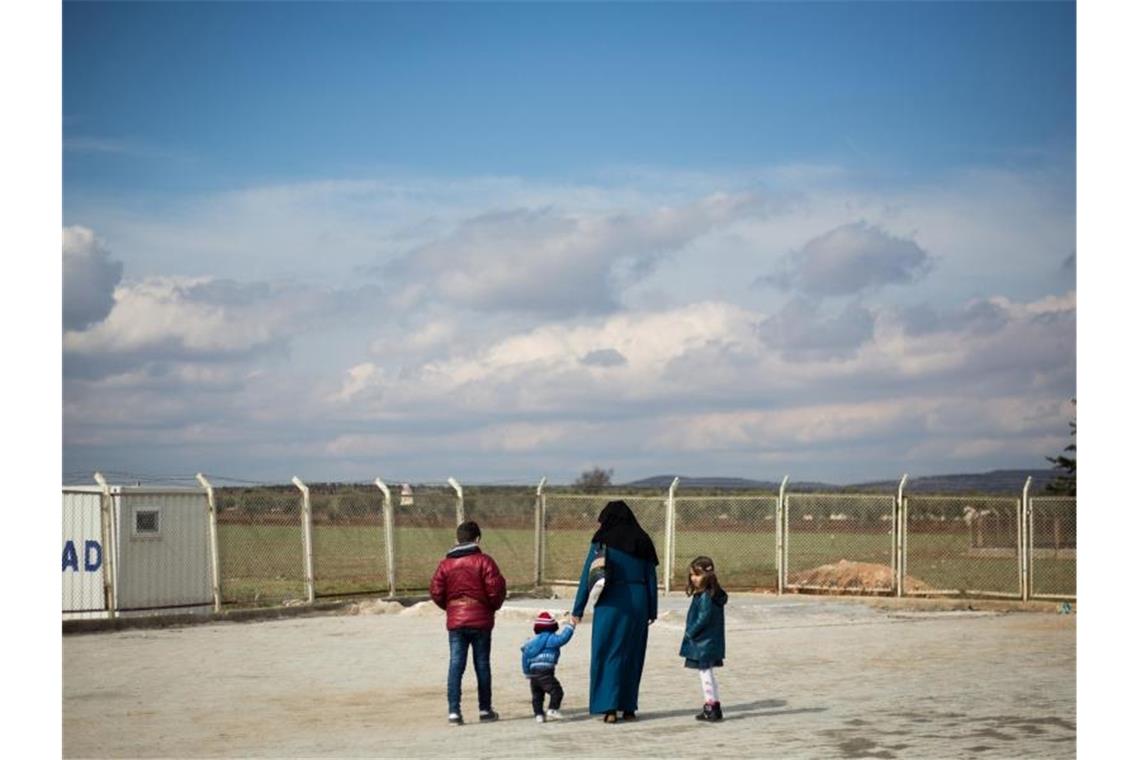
[{"x1": 133, "y1": 508, "x2": 160, "y2": 537}]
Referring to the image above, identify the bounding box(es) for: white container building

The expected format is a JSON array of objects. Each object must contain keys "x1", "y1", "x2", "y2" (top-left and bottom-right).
[{"x1": 62, "y1": 484, "x2": 215, "y2": 620}]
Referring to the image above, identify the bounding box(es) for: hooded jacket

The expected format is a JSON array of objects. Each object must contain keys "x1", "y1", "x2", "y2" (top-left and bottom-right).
[
  {"x1": 520, "y1": 623, "x2": 575, "y2": 676},
  {"x1": 429, "y1": 542, "x2": 507, "y2": 630},
  {"x1": 679, "y1": 586, "x2": 728, "y2": 664}
]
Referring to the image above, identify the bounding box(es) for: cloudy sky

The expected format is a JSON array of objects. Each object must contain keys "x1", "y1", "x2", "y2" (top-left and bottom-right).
[{"x1": 62, "y1": 2, "x2": 1076, "y2": 486}]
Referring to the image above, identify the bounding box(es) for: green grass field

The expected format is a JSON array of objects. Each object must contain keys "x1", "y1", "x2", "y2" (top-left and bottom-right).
[{"x1": 216, "y1": 521, "x2": 1075, "y2": 606}]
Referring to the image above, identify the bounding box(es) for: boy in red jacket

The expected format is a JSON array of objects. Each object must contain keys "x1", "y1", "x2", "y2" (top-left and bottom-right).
[{"x1": 430, "y1": 520, "x2": 507, "y2": 726}]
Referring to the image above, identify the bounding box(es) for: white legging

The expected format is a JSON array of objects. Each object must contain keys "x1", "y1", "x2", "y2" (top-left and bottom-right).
[{"x1": 698, "y1": 668, "x2": 720, "y2": 704}]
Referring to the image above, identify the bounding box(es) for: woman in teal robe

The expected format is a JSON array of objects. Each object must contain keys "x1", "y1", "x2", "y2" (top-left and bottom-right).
[{"x1": 570, "y1": 501, "x2": 659, "y2": 722}]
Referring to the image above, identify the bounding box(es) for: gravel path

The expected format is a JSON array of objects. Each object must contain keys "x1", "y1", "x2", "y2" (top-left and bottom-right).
[{"x1": 63, "y1": 594, "x2": 1075, "y2": 758}]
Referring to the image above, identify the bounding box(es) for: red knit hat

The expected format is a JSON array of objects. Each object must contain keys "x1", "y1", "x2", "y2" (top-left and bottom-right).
[{"x1": 533, "y1": 611, "x2": 558, "y2": 633}]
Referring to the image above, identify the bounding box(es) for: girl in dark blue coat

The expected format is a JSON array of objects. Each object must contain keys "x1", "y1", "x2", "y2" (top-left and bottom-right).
[{"x1": 681, "y1": 556, "x2": 728, "y2": 722}]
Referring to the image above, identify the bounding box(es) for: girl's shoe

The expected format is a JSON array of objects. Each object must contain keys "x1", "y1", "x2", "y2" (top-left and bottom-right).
[
  {"x1": 696, "y1": 703, "x2": 715, "y2": 721},
  {"x1": 621, "y1": 711, "x2": 637, "y2": 721},
  {"x1": 711, "y1": 702, "x2": 724, "y2": 721},
  {"x1": 545, "y1": 709, "x2": 563, "y2": 721},
  {"x1": 603, "y1": 711, "x2": 618, "y2": 723}
]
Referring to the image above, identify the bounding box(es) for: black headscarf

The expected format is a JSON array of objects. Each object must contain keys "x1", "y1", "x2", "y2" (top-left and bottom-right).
[{"x1": 590, "y1": 500, "x2": 659, "y2": 566}]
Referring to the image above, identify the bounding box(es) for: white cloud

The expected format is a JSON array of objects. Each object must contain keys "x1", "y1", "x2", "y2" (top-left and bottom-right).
[
  {"x1": 331, "y1": 291, "x2": 1074, "y2": 424},
  {"x1": 63, "y1": 166, "x2": 1075, "y2": 482},
  {"x1": 63, "y1": 226, "x2": 123, "y2": 330},
  {"x1": 63, "y1": 274, "x2": 374, "y2": 380},
  {"x1": 389, "y1": 192, "x2": 768, "y2": 315}
]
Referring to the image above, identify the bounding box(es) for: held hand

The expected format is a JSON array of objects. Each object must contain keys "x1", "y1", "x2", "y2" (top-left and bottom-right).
[{"x1": 570, "y1": 615, "x2": 581, "y2": 626}]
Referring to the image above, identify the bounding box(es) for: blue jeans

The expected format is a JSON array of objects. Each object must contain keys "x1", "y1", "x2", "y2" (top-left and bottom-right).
[{"x1": 447, "y1": 628, "x2": 492, "y2": 714}]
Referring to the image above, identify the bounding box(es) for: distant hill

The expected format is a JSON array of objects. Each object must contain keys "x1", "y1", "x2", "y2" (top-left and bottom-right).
[{"x1": 624, "y1": 469, "x2": 1060, "y2": 494}]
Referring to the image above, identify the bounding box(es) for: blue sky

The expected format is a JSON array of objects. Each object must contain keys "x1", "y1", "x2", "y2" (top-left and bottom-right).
[{"x1": 62, "y1": 1, "x2": 1076, "y2": 485}]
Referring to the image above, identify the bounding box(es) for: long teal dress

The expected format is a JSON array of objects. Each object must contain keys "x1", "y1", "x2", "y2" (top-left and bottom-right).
[{"x1": 571, "y1": 542, "x2": 659, "y2": 714}]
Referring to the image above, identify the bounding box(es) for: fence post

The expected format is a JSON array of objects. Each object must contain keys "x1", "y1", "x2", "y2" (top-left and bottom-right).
[
  {"x1": 777, "y1": 475, "x2": 789, "y2": 595},
  {"x1": 534, "y1": 477, "x2": 547, "y2": 588},
  {"x1": 666, "y1": 477, "x2": 680, "y2": 594},
  {"x1": 292, "y1": 476, "x2": 315, "y2": 605},
  {"x1": 375, "y1": 478, "x2": 396, "y2": 598},
  {"x1": 448, "y1": 477, "x2": 464, "y2": 525},
  {"x1": 895, "y1": 474, "x2": 908, "y2": 597},
  {"x1": 1020, "y1": 476, "x2": 1032, "y2": 602},
  {"x1": 93, "y1": 472, "x2": 117, "y2": 619},
  {"x1": 195, "y1": 473, "x2": 223, "y2": 613}
]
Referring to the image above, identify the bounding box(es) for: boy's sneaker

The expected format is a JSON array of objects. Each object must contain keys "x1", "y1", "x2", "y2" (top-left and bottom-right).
[
  {"x1": 545, "y1": 709, "x2": 563, "y2": 721},
  {"x1": 479, "y1": 709, "x2": 499, "y2": 722},
  {"x1": 448, "y1": 713, "x2": 463, "y2": 726},
  {"x1": 535, "y1": 714, "x2": 545, "y2": 724}
]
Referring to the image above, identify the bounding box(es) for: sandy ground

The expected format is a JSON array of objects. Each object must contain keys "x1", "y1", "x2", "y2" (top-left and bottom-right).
[{"x1": 63, "y1": 593, "x2": 1075, "y2": 759}]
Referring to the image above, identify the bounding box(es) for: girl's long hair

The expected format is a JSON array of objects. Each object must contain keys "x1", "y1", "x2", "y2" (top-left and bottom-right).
[{"x1": 686, "y1": 555, "x2": 721, "y2": 597}]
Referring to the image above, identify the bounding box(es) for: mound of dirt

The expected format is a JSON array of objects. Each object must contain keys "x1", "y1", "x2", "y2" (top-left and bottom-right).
[
  {"x1": 788, "y1": 560, "x2": 931, "y2": 593},
  {"x1": 345, "y1": 600, "x2": 405, "y2": 616},
  {"x1": 399, "y1": 600, "x2": 444, "y2": 617}
]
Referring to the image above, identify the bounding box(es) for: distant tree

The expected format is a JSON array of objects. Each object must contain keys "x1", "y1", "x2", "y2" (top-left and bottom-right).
[
  {"x1": 574, "y1": 467, "x2": 614, "y2": 493},
  {"x1": 1045, "y1": 399, "x2": 1076, "y2": 496}
]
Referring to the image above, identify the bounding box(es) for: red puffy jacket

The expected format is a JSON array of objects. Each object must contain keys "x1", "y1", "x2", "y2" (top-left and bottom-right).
[{"x1": 429, "y1": 543, "x2": 507, "y2": 630}]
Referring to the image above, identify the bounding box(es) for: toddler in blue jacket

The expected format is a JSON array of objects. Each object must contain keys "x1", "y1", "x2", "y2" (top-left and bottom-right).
[{"x1": 521, "y1": 611, "x2": 575, "y2": 723}]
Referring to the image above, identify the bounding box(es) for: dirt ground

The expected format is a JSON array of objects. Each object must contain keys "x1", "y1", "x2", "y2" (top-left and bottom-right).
[{"x1": 63, "y1": 593, "x2": 1075, "y2": 759}]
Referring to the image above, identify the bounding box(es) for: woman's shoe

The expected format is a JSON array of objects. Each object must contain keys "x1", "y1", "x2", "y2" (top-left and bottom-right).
[
  {"x1": 621, "y1": 711, "x2": 637, "y2": 721},
  {"x1": 603, "y1": 711, "x2": 618, "y2": 723}
]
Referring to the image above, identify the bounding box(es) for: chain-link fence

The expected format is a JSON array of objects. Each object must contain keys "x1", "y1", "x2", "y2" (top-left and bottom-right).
[
  {"x1": 310, "y1": 484, "x2": 387, "y2": 598},
  {"x1": 542, "y1": 494, "x2": 668, "y2": 584},
  {"x1": 1028, "y1": 496, "x2": 1077, "y2": 599},
  {"x1": 463, "y1": 486, "x2": 538, "y2": 590},
  {"x1": 390, "y1": 485, "x2": 460, "y2": 594},
  {"x1": 214, "y1": 486, "x2": 307, "y2": 606},
  {"x1": 783, "y1": 493, "x2": 897, "y2": 593},
  {"x1": 672, "y1": 495, "x2": 780, "y2": 591},
  {"x1": 63, "y1": 477, "x2": 1078, "y2": 618},
  {"x1": 902, "y1": 495, "x2": 1022, "y2": 597}
]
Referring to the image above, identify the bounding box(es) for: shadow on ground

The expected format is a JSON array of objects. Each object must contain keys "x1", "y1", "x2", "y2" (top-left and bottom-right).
[{"x1": 546, "y1": 698, "x2": 827, "y2": 724}]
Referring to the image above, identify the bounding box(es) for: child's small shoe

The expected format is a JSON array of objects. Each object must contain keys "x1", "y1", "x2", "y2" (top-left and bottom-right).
[
  {"x1": 535, "y1": 714, "x2": 545, "y2": 724},
  {"x1": 696, "y1": 702, "x2": 723, "y2": 722},
  {"x1": 545, "y1": 709, "x2": 563, "y2": 721},
  {"x1": 448, "y1": 712, "x2": 463, "y2": 726},
  {"x1": 479, "y1": 709, "x2": 499, "y2": 722}
]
